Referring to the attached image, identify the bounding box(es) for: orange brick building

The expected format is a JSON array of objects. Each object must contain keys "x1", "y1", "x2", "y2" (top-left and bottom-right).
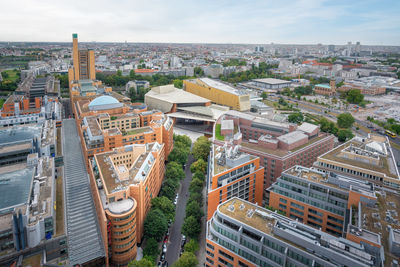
[
  {"x1": 90, "y1": 142, "x2": 165, "y2": 265},
  {"x1": 207, "y1": 143, "x2": 264, "y2": 220},
  {"x1": 71, "y1": 94, "x2": 173, "y2": 165}
]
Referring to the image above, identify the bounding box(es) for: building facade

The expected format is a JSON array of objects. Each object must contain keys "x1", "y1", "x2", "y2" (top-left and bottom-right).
[
  {"x1": 184, "y1": 78, "x2": 250, "y2": 111},
  {"x1": 206, "y1": 197, "x2": 379, "y2": 267}
]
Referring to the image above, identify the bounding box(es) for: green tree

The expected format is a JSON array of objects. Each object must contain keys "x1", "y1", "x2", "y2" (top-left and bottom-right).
[
  {"x1": 151, "y1": 197, "x2": 175, "y2": 221},
  {"x1": 144, "y1": 209, "x2": 168, "y2": 241},
  {"x1": 184, "y1": 239, "x2": 199, "y2": 253},
  {"x1": 337, "y1": 113, "x2": 355, "y2": 129},
  {"x1": 261, "y1": 91, "x2": 268, "y2": 99},
  {"x1": 192, "y1": 136, "x2": 211, "y2": 161},
  {"x1": 172, "y1": 252, "x2": 198, "y2": 267},
  {"x1": 192, "y1": 171, "x2": 205, "y2": 181},
  {"x1": 188, "y1": 192, "x2": 202, "y2": 204},
  {"x1": 174, "y1": 135, "x2": 192, "y2": 148},
  {"x1": 190, "y1": 159, "x2": 207, "y2": 174},
  {"x1": 294, "y1": 85, "x2": 313, "y2": 95},
  {"x1": 185, "y1": 201, "x2": 203, "y2": 220},
  {"x1": 194, "y1": 67, "x2": 204, "y2": 77},
  {"x1": 173, "y1": 79, "x2": 183, "y2": 89},
  {"x1": 143, "y1": 238, "x2": 160, "y2": 261},
  {"x1": 337, "y1": 129, "x2": 354, "y2": 142},
  {"x1": 168, "y1": 144, "x2": 189, "y2": 166},
  {"x1": 128, "y1": 257, "x2": 156, "y2": 267},
  {"x1": 160, "y1": 178, "x2": 179, "y2": 200},
  {"x1": 288, "y1": 112, "x2": 304, "y2": 124},
  {"x1": 182, "y1": 216, "x2": 201, "y2": 239},
  {"x1": 346, "y1": 89, "x2": 364, "y2": 104},
  {"x1": 189, "y1": 178, "x2": 203, "y2": 194},
  {"x1": 166, "y1": 161, "x2": 185, "y2": 181}
]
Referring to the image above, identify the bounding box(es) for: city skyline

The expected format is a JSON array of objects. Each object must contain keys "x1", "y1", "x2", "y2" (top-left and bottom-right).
[{"x1": 1, "y1": 0, "x2": 400, "y2": 45}]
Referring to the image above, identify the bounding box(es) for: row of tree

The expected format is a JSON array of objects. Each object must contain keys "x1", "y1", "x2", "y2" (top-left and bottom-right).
[
  {"x1": 219, "y1": 62, "x2": 278, "y2": 84},
  {"x1": 319, "y1": 113, "x2": 355, "y2": 142},
  {"x1": 174, "y1": 136, "x2": 211, "y2": 267}
]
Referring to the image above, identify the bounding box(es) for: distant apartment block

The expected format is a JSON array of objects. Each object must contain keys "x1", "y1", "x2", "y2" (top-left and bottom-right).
[
  {"x1": 206, "y1": 197, "x2": 380, "y2": 267},
  {"x1": 90, "y1": 142, "x2": 165, "y2": 265},
  {"x1": 314, "y1": 135, "x2": 400, "y2": 190},
  {"x1": 215, "y1": 111, "x2": 335, "y2": 190},
  {"x1": 207, "y1": 143, "x2": 264, "y2": 220},
  {"x1": 184, "y1": 78, "x2": 250, "y2": 111},
  {"x1": 337, "y1": 82, "x2": 386, "y2": 95}
]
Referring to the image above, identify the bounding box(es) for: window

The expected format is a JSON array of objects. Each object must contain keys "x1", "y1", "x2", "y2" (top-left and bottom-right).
[
  {"x1": 279, "y1": 198, "x2": 287, "y2": 204},
  {"x1": 291, "y1": 202, "x2": 304, "y2": 210},
  {"x1": 206, "y1": 243, "x2": 215, "y2": 250},
  {"x1": 219, "y1": 250, "x2": 234, "y2": 261}
]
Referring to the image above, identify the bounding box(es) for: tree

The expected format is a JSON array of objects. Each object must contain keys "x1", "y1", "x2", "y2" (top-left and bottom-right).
[
  {"x1": 151, "y1": 197, "x2": 175, "y2": 221},
  {"x1": 192, "y1": 136, "x2": 211, "y2": 161},
  {"x1": 278, "y1": 97, "x2": 287, "y2": 106},
  {"x1": 189, "y1": 178, "x2": 203, "y2": 194},
  {"x1": 174, "y1": 135, "x2": 192, "y2": 148},
  {"x1": 192, "y1": 171, "x2": 205, "y2": 181},
  {"x1": 337, "y1": 129, "x2": 354, "y2": 142},
  {"x1": 185, "y1": 201, "x2": 203, "y2": 220},
  {"x1": 194, "y1": 67, "x2": 204, "y2": 77},
  {"x1": 144, "y1": 209, "x2": 168, "y2": 241},
  {"x1": 188, "y1": 192, "x2": 202, "y2": 204},
  {"x1": 173, "y1": 79, "x2": 183, "y2": 89},
  {"x1": 168, "y1": 142, "x2": 190, "y2": 165},
  {"x1": 288, "y1": 112, "x2": 304, "y2": 124},
  {"x1": 172, "y1": 252, "x2": 198, "y2": 267},
  {"x1": 128, "y1": 257, "x2": 156, "y2": 267},
  {"x1": 160, "y1": 178, "x2": 179, "y2": 200},
  {"x1": 190, "y1": 159, "x2": 207, "y2": 174},
  {"x1": 166, "y1": 161, "x2": 185, "y2": 181},
  {"x1": 294, "y1": 85, "x2": 313, "y2": 95},
  {"x1": 261, "y1": 91, "x2": 268, "y2": 99},
  {"x1": 337, "y1": 113, "x2": 355, "y2": 129},
  {"x1": 184, "y1": 239, "x2": 199, "y2": 253},
  {"x1": 346, "y1": 89, "x2": 364, "y2": 104},
  {"x1": 182, "y1": 216, "x2": 201, "y2": 239},
  {"x1": 143, "y1": 238, "x2": 160, "y2": 261}
]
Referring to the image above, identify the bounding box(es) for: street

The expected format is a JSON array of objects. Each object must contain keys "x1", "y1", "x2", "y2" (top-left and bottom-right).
[{"x1": 165, "y1": 154, "x2": 195, "y2": 265}]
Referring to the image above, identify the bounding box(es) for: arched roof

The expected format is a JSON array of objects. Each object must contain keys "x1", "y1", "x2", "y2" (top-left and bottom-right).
[{"x1": 88, "y1": 95, "x2": 123, "y2": 111}]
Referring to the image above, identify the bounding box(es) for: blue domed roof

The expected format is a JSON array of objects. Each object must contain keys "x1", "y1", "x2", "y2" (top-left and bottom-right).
[{"x1": 88, "y1": 95, "x2": 123, "y2": 111}]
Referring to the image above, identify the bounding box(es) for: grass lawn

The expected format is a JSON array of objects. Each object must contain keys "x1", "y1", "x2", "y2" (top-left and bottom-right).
[
  {"x1": 55, "y1": 172, "x2": 64, "y2": 236},
  {"x1": 215, "y1": 124, "x2": 224, "y2": 141},
  {"x1": 2, "y1": 69, "x2": 20, "y2": 83}
]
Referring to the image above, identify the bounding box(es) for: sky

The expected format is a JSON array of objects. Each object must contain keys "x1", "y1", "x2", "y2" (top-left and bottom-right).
[{"x1": 1, "y1": 0, "x2": 400, "y2": 45}]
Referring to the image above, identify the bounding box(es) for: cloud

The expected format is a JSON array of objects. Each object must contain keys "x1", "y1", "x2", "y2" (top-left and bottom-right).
[{"x1": 0, "y1": 0, "x2": 399, "y2": 45}]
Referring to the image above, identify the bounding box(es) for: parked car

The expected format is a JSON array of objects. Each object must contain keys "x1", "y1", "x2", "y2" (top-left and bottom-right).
[
  {"x1": 163, "y1": 235, "x2": 168, "y2": 243},
  {"x1": 162, "y1": 261, "x2": 168, "y2": 267},
  {"x1": 158, "y1": 261, "x2": 163, "y2": 267},
  {"x1": 160, "y1": 253, "x2": 165, "y2": 261}
]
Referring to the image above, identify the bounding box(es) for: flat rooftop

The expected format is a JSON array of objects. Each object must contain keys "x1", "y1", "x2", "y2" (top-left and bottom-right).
[
  {"x1": 319, "y1": 137, "x2": 398, "y2": 180},
  {"x1": 253, "y1": 78, "x2": 292, "y2": 85},
  {"x1": 315, "y1": 83, "x2": 331, "y2": 89},
  {"x1": 199, "y1": 78, "x2": 247, "y2": 96},
  {"x1": 146, "y1": 84, "x2": 210, "y2": 104},
  {"x1": 212, "y1": 144, "x2": 256, "y2": 175},
  {"x1": 0, "y1": 164, "x2": 34, "y2": 210}
]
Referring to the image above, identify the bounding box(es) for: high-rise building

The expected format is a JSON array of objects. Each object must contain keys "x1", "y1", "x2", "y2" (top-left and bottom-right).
[
  {"x1": 69, "y1": 33, "x2": 96, "y2": 83},
  {"x1": 206, "y1": 197, "x2": 380, "y2": 267},
  {"x1": 207, "y1": 142, "x2": 264, "y2": 220}
]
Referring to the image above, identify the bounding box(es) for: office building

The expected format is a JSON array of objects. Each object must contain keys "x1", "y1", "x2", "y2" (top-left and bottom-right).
[
  {"x1": 206, "y1": 197, "x2": 379, "y2": 267},
  {"x1": 337, "y1": 82, "x2": 386, "y2": 95},
  {"x1": 207, "y1": 142, "x2": 264, "y2": 220},
  {"x1": 314, "y1": 135, "x2": 400, "y2": 189},
  {"x1": 250, "y1": 78, "x2": 292, "y2": 90},
  {"x1": 184, "y1": 78, "x2": 250, "y2": 111},
  {"x1": 267, "y1": 165, "x2": 400, "y2": 265},
  {"x1": 215, "y1": 111, "x2": 335, "y2": 191},
  {"x1": 0, "y1": 122, "x2": 68, "y2": 265},
  {"x1": 90, "y1": 142, "x2": 164, "y2": 265},
  {"x1": 72, "y1": 95, "x2": 173, "y2": 163},
  {"x1": 125, "y1": 80, "x2": 150, "y2": 94},
  {"x1": 69, "y1": 33, "x2": 95, "y2": 82}
]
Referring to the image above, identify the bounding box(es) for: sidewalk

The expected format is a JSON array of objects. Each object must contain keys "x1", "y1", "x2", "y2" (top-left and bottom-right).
[{"x1": 196, "y1": 182, "x2": 207, "y2": 266}]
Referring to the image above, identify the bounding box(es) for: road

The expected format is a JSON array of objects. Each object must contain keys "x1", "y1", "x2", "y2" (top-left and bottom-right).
[{"x1": 165, "y1": 154, "x2": 195, "y2": 265}]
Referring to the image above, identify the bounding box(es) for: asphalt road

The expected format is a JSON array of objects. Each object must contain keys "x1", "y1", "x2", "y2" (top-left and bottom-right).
[{"x1": 165, "y1": 154, "x2": 195, "y2": 265}]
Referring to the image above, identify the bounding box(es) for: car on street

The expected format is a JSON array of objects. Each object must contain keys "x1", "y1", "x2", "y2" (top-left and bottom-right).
[
  {"x1": 160, "y1": 253, "x2": 165, "y2": 262},
  {"x1": 162, "y1": 243, "x2": 167, "y2": 253}
]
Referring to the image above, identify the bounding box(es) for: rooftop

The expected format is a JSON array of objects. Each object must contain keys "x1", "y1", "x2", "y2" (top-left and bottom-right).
[
  {"x1": 319, "y1": 136, "x2": 398, "y2": 180},
  {"x1": 146, "y1": 85, "x2": 210, "y2": 104},
  {"x1": 277, "y1": 130, "x2": 308, "y2": 145},
  {"x1": 198, "y1": 78, "x2": 248, "y2": 96},
  {"x1": 253, "y1": 78, "x2": 292, "y2": 85},
  {"x1": 0, "y1": 165, "x2": 34, "y2": 210},
  {"x1": 315, "y1": 83, "x2": 331, "y2": 89},
  {"x1": 297, "y1": 122, "x2": 319, "y2": 134}
]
